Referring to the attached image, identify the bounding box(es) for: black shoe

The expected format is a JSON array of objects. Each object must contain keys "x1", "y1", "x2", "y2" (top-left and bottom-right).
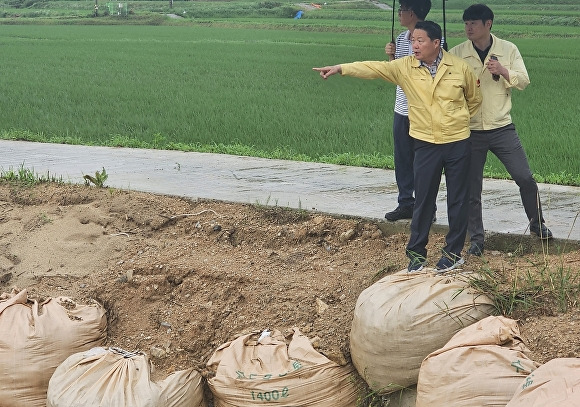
[
  {"x1": 467, "y1": 242, "x2": 484, "y2": 256},
  {"x1": 407, "y1": 255, "x2": 427, "y2": 272},
  {"x1": 385, "y1": 206, "x2": 413, "y2": 221},
  {"x1": 530, "y1": 223, "x2": 553, "y2": 240},
  {"x1": 435, "y1": 254, "x2": 464, "y2": 273}
]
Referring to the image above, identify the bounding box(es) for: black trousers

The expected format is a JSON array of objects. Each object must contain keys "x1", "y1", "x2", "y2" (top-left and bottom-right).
[
  {"x1": 406, "y1": 138, "x2": 471, "y2": 260},
  {"x1": 393, "y1": 112, "x2": 415, "y2": 208}
]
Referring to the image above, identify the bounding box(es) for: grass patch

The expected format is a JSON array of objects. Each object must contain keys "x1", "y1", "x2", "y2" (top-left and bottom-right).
[
  {"x1": 467, "y1": 254, "x2": 580, "y2": 317},
  {"x1": 0, "y1": 164, "x2": 64, "y2": 185}
]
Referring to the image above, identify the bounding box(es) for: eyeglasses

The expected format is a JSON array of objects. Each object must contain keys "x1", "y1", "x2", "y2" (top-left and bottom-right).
[{"x1": 398, "y1": 8, "x2": 411, "y2": 13}]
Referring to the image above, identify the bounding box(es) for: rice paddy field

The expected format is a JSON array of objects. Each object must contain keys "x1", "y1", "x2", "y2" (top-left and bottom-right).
[{"x1": 1, "y1": 0, "x2": 579, "y2": 184}]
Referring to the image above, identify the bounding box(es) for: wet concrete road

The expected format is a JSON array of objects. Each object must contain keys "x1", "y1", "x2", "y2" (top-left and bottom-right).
[{"x1": 1, "y1": 140, "x2": 579, "y2": 243}]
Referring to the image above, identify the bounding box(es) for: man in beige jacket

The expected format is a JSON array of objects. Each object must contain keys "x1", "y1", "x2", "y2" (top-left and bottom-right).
[{"x1": 450, "y1": 4, "x2": 553, "y2": 257}]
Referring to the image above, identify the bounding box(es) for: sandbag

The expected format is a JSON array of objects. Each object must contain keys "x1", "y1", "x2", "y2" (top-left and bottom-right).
[
  {"x1": 206, "y1": 328, "x2": 359, "y2": 406},
  {"x1": 47, "y1": 347, "x2": 207, "y2": 407},
  {"x1": 350, "y1": 269, "x2": 496, "y2": 394},
  {"x1": 0, "y1": 288, "x2": 107, "y2": 407},
  {"x1": 416, "y1": 315, "x2": 540, "y2": 406},
  {"x1": 158, "y1": 367, "x2": 208, "y2": 407},
  {"x1": 47, "y1": 347, "x2": 161, "y2": 407},
  {"x1": 506, "y1": 358, "x2": 580, "y2": 407}
]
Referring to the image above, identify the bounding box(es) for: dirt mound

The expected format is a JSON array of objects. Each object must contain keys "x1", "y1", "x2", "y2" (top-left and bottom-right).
[{"x1": 1, "y1": 182, "x2": 579, "y2": 394}]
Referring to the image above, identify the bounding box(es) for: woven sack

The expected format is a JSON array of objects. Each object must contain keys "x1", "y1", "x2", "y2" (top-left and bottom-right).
[
  {"x1": 0, "y1": 288, "x2": 107, "y2": 407},
  {"x1": 350, "y1": 269, "x2": 495, "y2": 394},
  {"x1": 506, "y1": 358, "x2": 580, "y2": 407},
  {"x1": 207, "y1": 328, "x2": 359, "y2": 406},
  {"x1": 416, "y1": 316, "x2": 540, "y2": 406}
]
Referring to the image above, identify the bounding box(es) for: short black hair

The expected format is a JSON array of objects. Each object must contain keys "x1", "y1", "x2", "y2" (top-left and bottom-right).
[
  {"x1": 462, "y1": 3, "x2": 494, "y2": 24},
  {"x1": 400, "y1": 0, "x2": 432, "y2": 20},
  {"x1": 414, "y1": 20, "x2": 442, "y2": 42}
]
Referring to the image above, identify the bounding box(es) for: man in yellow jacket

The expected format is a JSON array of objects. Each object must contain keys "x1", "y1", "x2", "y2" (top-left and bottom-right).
[
  {"x1": 314, "y1": 21, "x2": 482, "y2": 272},
  {"x1": 450, "y1": 4, "x2": 553, "y2": 257}
]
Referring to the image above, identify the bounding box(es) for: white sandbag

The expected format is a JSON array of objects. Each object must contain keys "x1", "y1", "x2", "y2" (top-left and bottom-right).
[
  {"x1": 350, "y1": 269, "x2": 496, "y2": 394},
  {"x1": 507, "y1": 358, "x2": 580, "y2": 407},
  {"x1": 0, "y1": 288, "x2": 107, "y2": 407},
  {"x1": 206, "y1": 328, "x2": 359, "y2": 407},
  {"x1": 47, "y1": 346, "x2": 207, "y2": 407},
  {"x1": 416, "y1": 316, "x2": 540, "y2": 406},
  {"x1": 47, "y1": 347, "x2": 160, "y2": 407},
  {"x1": 158, "y1": 367, "x2": 208, "y2": 407}
]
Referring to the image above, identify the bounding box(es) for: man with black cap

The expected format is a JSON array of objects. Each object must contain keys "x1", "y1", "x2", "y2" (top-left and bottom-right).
[{"x1": 450, "y1": 3, "x2": 553, "y2": 257}]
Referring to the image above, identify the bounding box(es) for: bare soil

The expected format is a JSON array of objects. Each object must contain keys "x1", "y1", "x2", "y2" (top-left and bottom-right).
[{"x1": 2, "y1": 183, "x2": 580, "y2": 394}]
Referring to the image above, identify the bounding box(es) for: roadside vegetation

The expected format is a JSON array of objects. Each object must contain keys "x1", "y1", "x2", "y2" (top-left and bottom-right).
[
  {"x1": 468, "y1": 254, "x2": 580, "y2": 318},
  {"x1": 0, "y1": 164, "x2": 63, "y2": 185}
]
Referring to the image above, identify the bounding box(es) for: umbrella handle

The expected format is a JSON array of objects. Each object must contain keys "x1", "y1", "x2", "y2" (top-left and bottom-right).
[
  {"x1": 391, "y1": 0, "x2": 396, "y2": 43},
  {"x1": 442, "y1": 0, "x2": 448, "y2": 50}
]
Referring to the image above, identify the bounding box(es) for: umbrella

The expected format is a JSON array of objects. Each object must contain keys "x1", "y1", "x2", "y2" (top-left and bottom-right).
[
  {"x1": 442, "y1": 0, "x2": 448, "y2": 50},
  {"x1": 391, "y1": 0, "x2": 396, "y2": 43}
]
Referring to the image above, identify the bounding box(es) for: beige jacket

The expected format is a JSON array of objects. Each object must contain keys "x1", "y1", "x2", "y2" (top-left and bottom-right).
[{"x1": 450, "y1": 34, "x2": 530, "y2": 130}]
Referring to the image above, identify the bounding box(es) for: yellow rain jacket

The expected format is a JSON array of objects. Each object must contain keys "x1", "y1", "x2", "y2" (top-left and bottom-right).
[
  {"x1": 450, "y1": 34, "x2": 530, "y2": 131},
  {"x1": 341, "y1": 51, "x2": 481, "y2": 144}
]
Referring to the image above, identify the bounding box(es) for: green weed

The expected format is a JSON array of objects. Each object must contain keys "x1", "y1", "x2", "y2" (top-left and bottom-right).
[
  {"x1": 0, "y1": 164, "x2": 63, "y2": 185},
  {"x1": 83, "y1": 167, "x2": 108, "y2": 188},
  {"x1": 467, "y1": 256, "x2": 580, "y2": 317}
]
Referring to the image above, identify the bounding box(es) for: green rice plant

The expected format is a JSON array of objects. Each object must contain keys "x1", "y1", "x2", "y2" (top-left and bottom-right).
[
  {"x1": 351, "y1": 370, "x2": 411, "y2": 407},
  {"x1": 9, "y1": 166, "x2": 36, "y2": 184},
  {"x1": 445, "y1": 0, "x2": 580, "y2": 8},
  {"x1": 0, "y1": 3, "x2": 578, "y2": 186}
]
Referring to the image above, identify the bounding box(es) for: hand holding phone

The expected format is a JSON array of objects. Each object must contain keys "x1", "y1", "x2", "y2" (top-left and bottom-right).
[{"x1": 489, "y1": 55, "x2": 500, "y2": 81}]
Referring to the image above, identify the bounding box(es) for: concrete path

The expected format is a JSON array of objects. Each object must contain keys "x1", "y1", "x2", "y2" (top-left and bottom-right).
[{"x1": 1, "y1": 140, "x2": 579, "y2": 244}]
